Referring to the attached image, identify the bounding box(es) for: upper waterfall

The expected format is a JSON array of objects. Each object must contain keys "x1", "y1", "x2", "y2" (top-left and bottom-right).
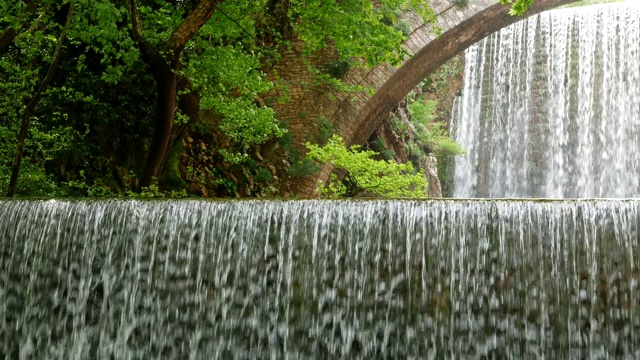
[{"x1": 451, "y1": 1, "x2": 640, "y2": 198}]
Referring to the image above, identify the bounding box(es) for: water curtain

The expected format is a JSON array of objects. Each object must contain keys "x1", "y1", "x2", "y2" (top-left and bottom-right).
[
  {"x1": 1, "y1": 199, "x2": 639, "y2": 358},
  {"x1": 452, "y1": 1, "x2": 640, "y2": 198}
]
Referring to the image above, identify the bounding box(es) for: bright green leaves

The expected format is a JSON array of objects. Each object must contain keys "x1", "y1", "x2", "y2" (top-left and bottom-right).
[
  {"x1": 500, "y1": 0, "x2": 536, "y2": 16},
  {"x1": 70, "y1": 0, "x2": 139, "y2": 84},
  {"x1": 206, "y1": 1, "x2": 263, "y2": 45},
  {"x1": 408, "y1": 0, "x2": 437, "y2": 23},
  {"x1": 136, "y1": 1, "x2": 185, "y2": 48},
  {"x1": 306, "y1": 135, "x2": 428, "y2": 198},
  {"x1": 184, "y1": 43, "x2": 284, "y2": 163},
  {"x1": 289, "y1": 0, "x2": 432, "y2": 67},
  {"x1": 186, "y1": 44, "x2": 271, "y2": 99},
  {"x1": 407, "y1": 97, "x2": 465, "y2": 156}
]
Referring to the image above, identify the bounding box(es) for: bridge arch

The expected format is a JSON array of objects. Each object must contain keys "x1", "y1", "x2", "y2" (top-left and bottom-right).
[{"x1": 270, "y1": 0, "x2": 579, "y2": 197}]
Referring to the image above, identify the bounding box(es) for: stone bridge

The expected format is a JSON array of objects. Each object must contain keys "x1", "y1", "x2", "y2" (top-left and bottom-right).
[{"x1": 267, "y1": 0, "x2": 579, "y2": 197}]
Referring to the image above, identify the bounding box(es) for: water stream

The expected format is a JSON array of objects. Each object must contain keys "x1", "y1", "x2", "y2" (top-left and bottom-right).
[
  {"x1": 1, "y1": 199, "x2": 640, "y2": 358},
  {"x1": 452, "y1": 1, "x2": 640, "y2": 198},
  {"x1": 3, "y1": 2, "x2": 640, "y2": 359}
]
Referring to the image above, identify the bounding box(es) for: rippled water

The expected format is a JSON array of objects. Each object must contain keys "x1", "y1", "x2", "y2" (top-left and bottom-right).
[{"x1": 1, "y1": 199, "x2": 640, "y2": 358}]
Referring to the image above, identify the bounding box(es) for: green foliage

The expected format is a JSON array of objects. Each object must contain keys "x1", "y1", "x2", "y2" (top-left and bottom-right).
[
  {"x1": 500, "y1": 0, "x2": 535, "y2": 16},
  {"x1": 66, "y1": 171, "x2": 115, "y2": 197},
  {"x1": 253, "y1": 166, "x2": 273, "y2": 183},
  {"x1": 394, "y1": 20, "x2": 413, "y2": 37},
  {"x1": 421, "y1": 56, "x2": 462, "y2": 93},
  {"x1": 327, "y1": 59, "x2": 352, "y2": 79},
  {"x1": 184, "y1": 43, "x2": 286, "y2": 163},
  {"x1": 124, "y1": 184, "x2": 188, "y2": 198},
  {"x1": 408, "y1": 98, "x2": 466, "y2": 157},
  {"x1": 0, "y1": 160, "x2": 67, "y2": 197},
  {"x1": 380, "y1": 148, "x2": 397, "y2": 161},
  {"x1": 1, "y1": 0, "x2": 152, "y2": 197},
  {"x1": 315, "y1": 117, "x2": 335, "y2": 145},
  {"x1": 306, "y1": 135, "x2": 427, "y2": 198},
  {"x1": 290, "y1": 0, "x2": 435, "y2": 67},
  {"x1": 408, "y1": 98, "x2": 436, "y2": 124},
  {"x1": 288, "y1": 158, "x2": 321, "y2": 178},
  {"x1": 215, "y1": 179, "x2": 238, "y2": 196},
  {"x1": 70, "y1": 0, "x2": 139, "y2": 84}
]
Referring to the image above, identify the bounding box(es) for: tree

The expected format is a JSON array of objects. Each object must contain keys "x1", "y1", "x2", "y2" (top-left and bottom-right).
[
  {"x1": 6, "y1": 4, "x2": 74, "y2": 197},
  {"x1": 1, "y1": 0, "x2": 284, "y2": 195},
  {"x1": 126, "y1": 0, "x2": 220, "y2": 188}
]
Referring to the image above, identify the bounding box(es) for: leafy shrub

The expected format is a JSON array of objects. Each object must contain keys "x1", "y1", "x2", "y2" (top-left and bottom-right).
[
  {"x1": 316, "y1": 117, "x2": 335, "y2": 145},
  {"x1": 0, "y1": 162, "x2": 67, "y2": 197},
  {"x1": 408, "y1": 98, "x2": 466, "y2": 156},
  {"x1": 306, "y1": 135, "x2": 427, "y2": 198},
  {"x1": 394, "y1": 20, "x2": 413, "y2": 37},
  {"x1": 254, "y1": 166, "x2": 273, "y2": 183},
  {"x1": 289, "y1": 158, "x2": 321, "y2": 178},
  {"x1": 124, "y1": 184, "x2": 188, "y2": 198}
]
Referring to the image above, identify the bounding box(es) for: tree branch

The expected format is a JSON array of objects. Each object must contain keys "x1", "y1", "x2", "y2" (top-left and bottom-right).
[
  {"x1": 7, "y1": 4, "x2": 75, "y2": 196},
  {"x1": 0, "y1": 0, "x2": 42, "y2": 53},
  {"x1": 164, "y1": 0, "x2": 223, "y2": 63},
  {"x1": 216, "y1": 5, "x2": 262, "y2": 46},
  {"x1": 127, "y1": 0, "x2": 156, "y2": 63},
  {"x1": 0, "y1": 28, "x2": 18, "y2": 53}
]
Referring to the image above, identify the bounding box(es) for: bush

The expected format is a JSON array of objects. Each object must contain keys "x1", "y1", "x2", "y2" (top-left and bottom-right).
[
  {"x1": 306, "y1": 135, "x2": 427, "y2": 198},
  {"x1": 408, "y1": 98, "x2": 466, "y2": 156}
]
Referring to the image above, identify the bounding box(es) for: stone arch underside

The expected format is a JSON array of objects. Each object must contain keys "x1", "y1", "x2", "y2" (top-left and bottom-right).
[{"x1": 278, "y1": 0, "x2": 580, "y2": 197}]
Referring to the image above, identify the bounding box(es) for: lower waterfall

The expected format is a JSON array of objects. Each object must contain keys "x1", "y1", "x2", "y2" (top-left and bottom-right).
[{"x1": 1, "y1": 199, "x2": 639, "y2": 358}]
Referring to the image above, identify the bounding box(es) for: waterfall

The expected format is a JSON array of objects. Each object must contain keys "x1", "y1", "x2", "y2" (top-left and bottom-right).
[
  {"x1": 452, "y1": 1, "x2": 640, "y2": 198},
  {"x1": 2, "y1": 199, "x2": 640, "y2": 358}
]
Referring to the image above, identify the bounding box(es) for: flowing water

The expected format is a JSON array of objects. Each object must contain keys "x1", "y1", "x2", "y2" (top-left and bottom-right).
[
  {"x1": 452, "y1": 1, "x2": 640, "y2": 198},
  {"x1": 3, "y1": 3, "x2": 640, "y2": 360},
  {"x1": 1, "y1": 199, "x2": 640, "y2": 358}
]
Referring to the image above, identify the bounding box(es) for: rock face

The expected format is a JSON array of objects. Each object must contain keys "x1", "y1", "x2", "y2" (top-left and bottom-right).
[{"x1": 422, "y1": 155, "x2": 443, "y2": 197}]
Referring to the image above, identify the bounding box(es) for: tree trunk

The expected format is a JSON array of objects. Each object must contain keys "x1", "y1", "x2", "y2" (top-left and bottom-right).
[
  {"x1": 6, "y1": 4, "x2": 74, "y2": 197},
  {"x1": 139, "y1": 63, "x2": 178, "y2": 188},
  {"x1": 127, "y1": 0, "x2": 222, "y2": 189}
]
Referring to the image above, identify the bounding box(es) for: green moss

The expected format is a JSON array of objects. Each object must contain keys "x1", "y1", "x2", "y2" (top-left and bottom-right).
[{"x1": 160, "y1": 141, "x2": 187, "y2": 191}]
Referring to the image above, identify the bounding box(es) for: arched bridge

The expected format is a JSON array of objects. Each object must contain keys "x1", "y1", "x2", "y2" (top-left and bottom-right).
[{"x1": 268, "y1": 0, "x2": 579, "y2": 197}]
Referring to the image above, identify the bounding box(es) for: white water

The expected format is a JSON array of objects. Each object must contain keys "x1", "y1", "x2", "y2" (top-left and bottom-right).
[
  {"x1": 1, "y1": 199, "x2": 640, "y2": 358},
  {"x1": 452, "y1": 1, "x2": 640, "y2": 198}
]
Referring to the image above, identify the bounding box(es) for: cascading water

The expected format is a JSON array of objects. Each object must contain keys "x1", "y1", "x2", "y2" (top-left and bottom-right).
[
  {"x1": 1, "y1": 199, "x2": 640, "y2": 358},
  {"x1": 452, "y1": 1, "x2": 640, "y2": 198},
  {"x1": 3, "y1": 3, "x2": 640, "y2": 359}
]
